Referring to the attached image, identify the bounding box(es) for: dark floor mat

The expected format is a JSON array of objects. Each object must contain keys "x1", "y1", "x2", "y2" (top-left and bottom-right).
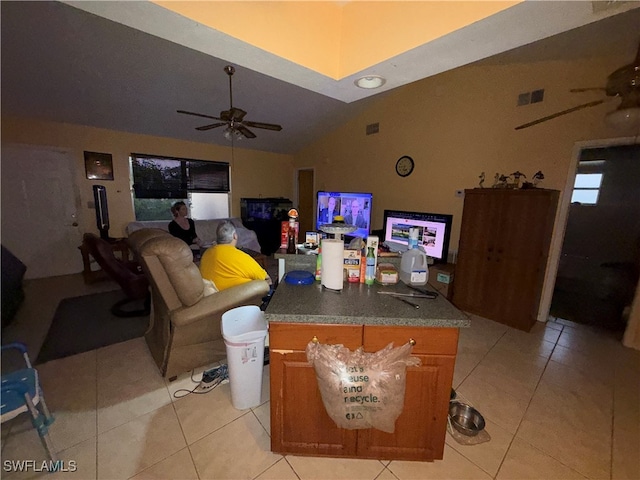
[{"x1": 36, "y1": 290, "x2": 149, "y2": 364}]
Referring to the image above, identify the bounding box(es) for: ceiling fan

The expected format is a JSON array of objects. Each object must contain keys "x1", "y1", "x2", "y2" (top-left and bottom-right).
[
  {"x1": 515, "y1": 42, "x2": 640, "y2": 131},
  {"x1": 177, "y1": 65, "x2": 282, "y2": 140}
]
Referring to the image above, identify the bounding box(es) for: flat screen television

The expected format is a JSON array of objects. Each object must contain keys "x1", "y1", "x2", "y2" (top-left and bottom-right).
[
  {"x1": 316, "y1": 191, "x2": 372, "y2": 239},
  {"x1": 382, "y1": 209, "x2": 453, "y2": 264}
]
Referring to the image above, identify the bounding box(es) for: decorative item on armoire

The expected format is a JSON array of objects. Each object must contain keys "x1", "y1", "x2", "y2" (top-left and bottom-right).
[
  {"x1": 492, "y1": 173, "x2": 511, "y2": 188},
  {"x1": 532, "y1": 170, "x2": 545, "y2": 186},
  {"x1": 510, "y1": 171, "x2": 526, "y2": 189},
  {"x1": 478, "y1": 172, "x2": 485, "y2": 188}
]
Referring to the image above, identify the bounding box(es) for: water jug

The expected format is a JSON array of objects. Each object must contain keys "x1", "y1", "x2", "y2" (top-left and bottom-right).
[{"x1": 399, "y1": 246, "x2": 429, "y2": 286}]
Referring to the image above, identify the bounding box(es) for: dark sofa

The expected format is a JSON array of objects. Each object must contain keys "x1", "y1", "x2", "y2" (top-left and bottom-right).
[{"x1": 1, "y1": 245, "x2": 27, "y2": 327}]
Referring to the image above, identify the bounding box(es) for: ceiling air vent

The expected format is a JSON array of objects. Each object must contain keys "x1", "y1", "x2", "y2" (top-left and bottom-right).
[
  {"x1": 366, "y1": 123, "x2": 379, "y2": 135},
  {"x1": 517, "y1": 89, "x2": 544, "y2": 106},
  {"x1": 592, "y1": 1, "x2": 629, "y2": 13}
]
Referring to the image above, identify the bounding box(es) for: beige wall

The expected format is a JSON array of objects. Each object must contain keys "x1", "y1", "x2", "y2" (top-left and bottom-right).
[
  {"x1": 1, "y1": 117, "x2": 294, "y2": 238},
  {"x1": 295, "y1": 54, "x2": 634, "y2": 255}
]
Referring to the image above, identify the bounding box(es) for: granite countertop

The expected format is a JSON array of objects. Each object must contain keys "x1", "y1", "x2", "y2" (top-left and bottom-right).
[{"x1": 265, "y1": 280, "x2": 470, "y2": 328}]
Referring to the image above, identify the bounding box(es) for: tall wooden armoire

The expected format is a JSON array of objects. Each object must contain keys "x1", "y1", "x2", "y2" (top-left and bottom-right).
[{"x1": 452, "y1": 188, "x2": 559, "y2": 331}]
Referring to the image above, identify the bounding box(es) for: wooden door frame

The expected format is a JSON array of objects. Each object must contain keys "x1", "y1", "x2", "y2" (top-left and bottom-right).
[
  {"x1": 294, "y1": 166, "x2": 316, "y2": 228},
  {"x1": 538, "y1": 134, "x2": 639, "y2": 323}
]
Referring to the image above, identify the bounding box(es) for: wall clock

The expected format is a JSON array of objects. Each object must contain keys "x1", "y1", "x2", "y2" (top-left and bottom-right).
[{"x1": 395, "y1": 155, "x2": 414, "y2": 177}]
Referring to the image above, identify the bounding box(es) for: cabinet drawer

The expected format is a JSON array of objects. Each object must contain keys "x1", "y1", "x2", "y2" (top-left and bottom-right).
[
  {"x1": 363, "y1": 326, "x2": 459, "y2": 355},
  {"x1": 269, "y1": 322, "x2": 362, "y2": 351}
]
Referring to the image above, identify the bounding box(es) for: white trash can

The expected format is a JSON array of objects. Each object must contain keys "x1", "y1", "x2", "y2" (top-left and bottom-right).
[{"x1": 221, "y1": 305, "x2": 268, "y2": 410}]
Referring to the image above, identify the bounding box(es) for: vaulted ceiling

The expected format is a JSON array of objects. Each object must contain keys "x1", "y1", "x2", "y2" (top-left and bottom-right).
[{"x1": 2, "y1": 1, "x2": 639, "y2": 154}]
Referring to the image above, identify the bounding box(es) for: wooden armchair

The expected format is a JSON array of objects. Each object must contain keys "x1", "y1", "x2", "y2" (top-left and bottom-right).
[{"x1": 82, "y1": 233, "x2": 150, "y2": 317}]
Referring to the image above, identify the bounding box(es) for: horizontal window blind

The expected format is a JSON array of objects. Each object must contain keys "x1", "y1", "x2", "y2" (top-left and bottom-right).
[
  {"x1": 188, "y1": 160, "x2": 230, "y2": 192},
  {"x1": 131, "y1": 154, "x2": 229, "y2": 199}
]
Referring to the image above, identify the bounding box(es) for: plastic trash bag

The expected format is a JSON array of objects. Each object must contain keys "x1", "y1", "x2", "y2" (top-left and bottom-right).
[{"x1": 306, "y1": 341, "x2": 420, "y2": 433}]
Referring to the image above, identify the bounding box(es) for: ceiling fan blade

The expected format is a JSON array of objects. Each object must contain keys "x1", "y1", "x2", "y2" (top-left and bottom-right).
[
  {"x1": 237, "y1": 125, "x2": 257, "y2": 138},
  {"x1": 196, "y1": 122, "x2": 226, "y2": 131},
  {"x1": 177, "y1": 109, "x2": 223, "y2": 121},
  {"x1": 244, "y1": 120, "x2": 283, "y2": 131},
  {"x1": 570, "y1": 87, "x2": 606, "y2": 93},
  {"x1": 515, "y1": 99, "x2": 605, "y2": 130}
]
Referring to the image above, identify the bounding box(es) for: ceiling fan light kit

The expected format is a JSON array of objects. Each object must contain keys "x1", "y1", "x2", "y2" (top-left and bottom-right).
[
  {"x1": 223, "y1": 127, "x2": 244, "y2": 141},
  {"x1": 605, "y1": 107, "x2": 640, "y2": 131},
  {"x1": 178, "y1": 65, "x2": 282, "y2": 140}
]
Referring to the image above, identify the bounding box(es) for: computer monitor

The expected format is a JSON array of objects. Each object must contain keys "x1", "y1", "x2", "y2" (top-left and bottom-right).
[{"x1": 382, "y1": 209, "x2": 453, "y2": 264}]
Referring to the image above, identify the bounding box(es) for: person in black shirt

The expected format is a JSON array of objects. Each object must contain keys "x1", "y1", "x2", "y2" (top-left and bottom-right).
[{"x1": 168, "y1": 201, "x2": 202, "y2": 247}]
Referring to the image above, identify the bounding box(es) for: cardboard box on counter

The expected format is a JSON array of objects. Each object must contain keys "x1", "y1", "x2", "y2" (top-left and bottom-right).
[
  {"x1": 428, "y1": 263, "x2": 455, "y2": 299},
  {"x1": 280, "y1": 221, "x2": 299, "y2": 248},
  {"x1": 343, "y1": 249, "x2": 362, "y2": 283}
]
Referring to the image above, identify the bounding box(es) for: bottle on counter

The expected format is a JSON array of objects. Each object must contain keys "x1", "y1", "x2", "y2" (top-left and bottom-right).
[
  {"x1": 286, "y1": 223, "x2": 296, "y2": 254},
  {"x1": 286, "y1": 208, "x2": 299, "y2": 254},
  {"x1": 408, "y1": 227, "x2": 419, "y2": 250},
  {"x1": 315, "y1": 240, "x2": 322, "y2": 280},
  {"x1": 365, "y1": 246, "x2": 376, "y2": 285}
]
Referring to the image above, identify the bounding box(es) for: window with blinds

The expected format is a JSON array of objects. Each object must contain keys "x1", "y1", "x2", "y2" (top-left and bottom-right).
[
  {"x1": 131, "y1": 154, "x2": 229, "y2": 198},
  {"x1": 130, "y1": 154, "x2": 230, "y2": 220}
]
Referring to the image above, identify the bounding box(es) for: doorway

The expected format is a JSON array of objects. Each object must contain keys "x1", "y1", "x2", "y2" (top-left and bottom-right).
[
  {"x1": 1, "y1": 144, "x2": 83, "y2": 278},
  {"x1": 296, "y1": 168, "x2": 315, "y2": 236},
  {"x1": 550, "y1": 144, "x2": 640, "y2": 332}
]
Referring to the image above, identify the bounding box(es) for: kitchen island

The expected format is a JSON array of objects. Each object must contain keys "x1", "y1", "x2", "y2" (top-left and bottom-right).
[{"x1": 264, "y1": 279, "x2": 470, "y2": 462}]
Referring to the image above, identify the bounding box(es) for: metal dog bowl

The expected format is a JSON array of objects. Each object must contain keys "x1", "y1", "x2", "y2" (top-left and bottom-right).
[{"x1": 448, "y1": 402, "x2": 485, "y2": 436}]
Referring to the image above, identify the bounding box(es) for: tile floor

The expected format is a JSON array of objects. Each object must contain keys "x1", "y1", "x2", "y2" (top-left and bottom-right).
[{"x1": 1, "y1": 273, "x2": 639, "y2": 480}]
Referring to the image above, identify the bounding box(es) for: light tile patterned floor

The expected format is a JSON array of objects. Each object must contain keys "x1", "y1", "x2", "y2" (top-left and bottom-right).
[{"x1": 1, "y1": 273, "x2": 639, "y2": 479}]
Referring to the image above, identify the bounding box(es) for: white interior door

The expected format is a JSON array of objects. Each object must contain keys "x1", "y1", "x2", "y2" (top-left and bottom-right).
[{"x1": 1, "y1": 144, "x2": 83, "y2": 279}]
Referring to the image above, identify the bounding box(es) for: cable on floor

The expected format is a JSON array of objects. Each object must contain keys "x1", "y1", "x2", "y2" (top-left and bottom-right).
[{"x1": 172, "y1": 364, "x2": 229, "y2": 398}]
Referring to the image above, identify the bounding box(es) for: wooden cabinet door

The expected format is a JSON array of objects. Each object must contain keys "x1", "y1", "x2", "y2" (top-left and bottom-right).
[
  {"x1": 492, "y1": 190, "x2": 559, "y2": 330},
  {"x1": 457, "y1": 190, "x2": 502, "y2": 254},
  {"x1": 454, "y1": 189, "x2": 505, "y2": 318},
  {"x1": 454, "y1": 189, "x2": 559, "y2": 331},
  {"x1": 452, "y1": 250, "x2": 493, "y2": 316},
  {"x1": 497, "y1": 190, "x2": 558, "y2": 259},
  {"x1": 269, "y1": 323, "x2": 361, "y2": 457},
  {"x1": 357, "y1": 326, "x2": 458, "y2": 461}
]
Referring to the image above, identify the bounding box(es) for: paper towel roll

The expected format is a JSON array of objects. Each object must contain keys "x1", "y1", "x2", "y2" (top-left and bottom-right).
[{"x1": 321, "y1": 239, "x2": 344, "y2": 290}]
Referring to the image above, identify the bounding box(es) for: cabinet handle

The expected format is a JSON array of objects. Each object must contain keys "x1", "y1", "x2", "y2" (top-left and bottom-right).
[
  {"x1": 409, "y1": 338, "x2": 416, "y2": 346},
  {"x1": 311, "y1": 336, "x2": 319, "y2": 343}
]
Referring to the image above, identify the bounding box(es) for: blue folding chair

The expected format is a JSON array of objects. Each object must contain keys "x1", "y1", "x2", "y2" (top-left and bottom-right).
[{"x1": 1, "y1": 342, "x2": 56, "y2": 461}]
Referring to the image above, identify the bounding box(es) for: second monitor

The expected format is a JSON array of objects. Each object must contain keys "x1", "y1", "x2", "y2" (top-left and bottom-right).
[{"x1": 383, "y1": 209, "x2": 453, "y2": 264}]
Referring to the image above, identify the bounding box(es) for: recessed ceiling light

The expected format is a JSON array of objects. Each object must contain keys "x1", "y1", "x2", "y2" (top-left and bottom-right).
[{"x1": 355, "y1": 75, "x2": 386, "y2": 89}]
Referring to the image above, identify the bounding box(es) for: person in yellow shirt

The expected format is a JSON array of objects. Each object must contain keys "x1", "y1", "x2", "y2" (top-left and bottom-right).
[{"x1": 200, "y1": 220, "x2": 272, "y2": 291}]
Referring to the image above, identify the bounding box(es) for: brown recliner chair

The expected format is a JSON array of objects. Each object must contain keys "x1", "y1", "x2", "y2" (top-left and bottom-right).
[
  {"x1": 128, "y1": 229, "x2": 270, "y2": 379},
  {"x1": 82, "y1": 233, "x2": 150, "y2": 317}
]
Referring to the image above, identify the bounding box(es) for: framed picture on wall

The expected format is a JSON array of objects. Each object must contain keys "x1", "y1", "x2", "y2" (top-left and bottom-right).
[{"x1": 84, "y1": 151, "x2": 114, "y2": 180}]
